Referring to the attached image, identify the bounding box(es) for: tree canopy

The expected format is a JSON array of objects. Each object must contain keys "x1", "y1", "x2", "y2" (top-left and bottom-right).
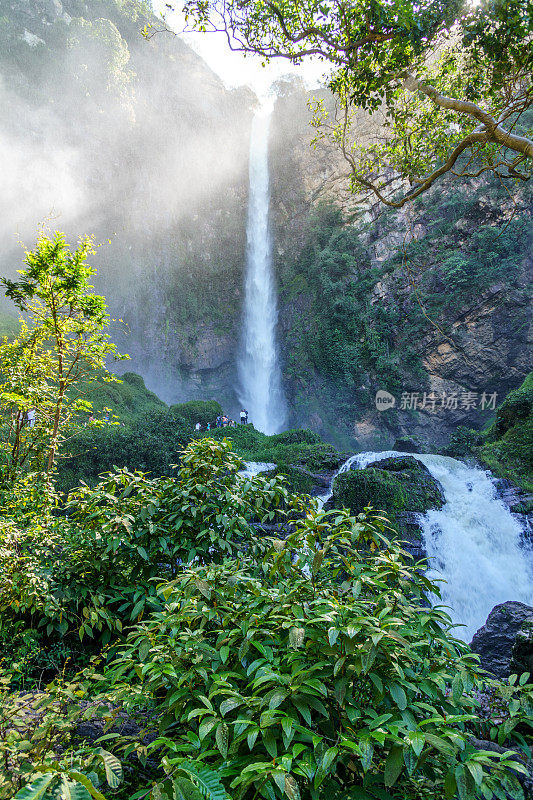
[{"x1": 170, "y1": 0, "x2": 532, "y2": 206}]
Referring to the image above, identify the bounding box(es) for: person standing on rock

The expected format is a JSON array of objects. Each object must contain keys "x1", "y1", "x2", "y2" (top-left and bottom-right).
[{"x1": 240, "y1": 409, "x2": 246, "y2": 424}]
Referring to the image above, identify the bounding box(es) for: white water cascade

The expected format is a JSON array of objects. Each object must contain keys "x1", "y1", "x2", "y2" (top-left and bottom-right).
[
  {"x1": 238, "y1": 101, "x2": 287, "y2": 435},
  {"x1": 319, "y1": 450, "x2": 533, "y2": 640}
]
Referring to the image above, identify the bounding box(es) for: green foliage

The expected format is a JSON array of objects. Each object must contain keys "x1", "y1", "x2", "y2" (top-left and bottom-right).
[
  {"x1": 0, "y1": 660, "x2": 123, "y2": 800},
  {"x1": 170, "y1": 400, "x2": 223, "y2": 428},
  {"x1": 101, "y1": 507, "x2": 528, "y2": 800},
  {"x1": 4, "y1": 432, "x2": 533, "y2": 800},
  {"x1": 58, "y1": 409, "x2": 190, "y2": 490},
  {"x1": 443, "y1": 426, "x2": 483, "y2": 458},
  {"x1": 198, "y1": 425, "x2": 343, "y2": 473},
  {"x1": 0, "y1": 232, "x2": 124, "y2": 485},
  {"x1": 183, "y1": 0, "x2": 532, "y2": 204},
  {"x1": 0, "y1": 438, "x2": 294, "y2": 643},
  {"x1": 477, "y1": 372, "x2": 533, "y2": 493}
]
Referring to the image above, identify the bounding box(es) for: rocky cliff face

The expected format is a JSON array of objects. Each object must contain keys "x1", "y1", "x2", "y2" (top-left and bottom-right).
[{"x1": 268, "y1": 82, "x2": 532, "y2": 448}]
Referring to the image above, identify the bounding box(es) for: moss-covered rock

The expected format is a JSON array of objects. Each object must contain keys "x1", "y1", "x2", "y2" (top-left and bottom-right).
[
  {"x1": 478, "y1": 373, "x2": 533, "y2": 495},
  {"x1": 331, "y1": 455, "x2": 444, "y2": 538},
  {"x1": 393, "y1": 436, "x2": 423, "y2": 454}
]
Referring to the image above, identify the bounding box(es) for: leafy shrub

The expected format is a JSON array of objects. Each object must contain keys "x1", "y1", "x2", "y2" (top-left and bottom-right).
[
  {"x1": 443, "y1": 426, "x2": 483, "y2": 458},
  {"x1": 491, "y1": 372, "x2": 533, "y2": 438},
  {"x1": 0, "y1": 439, "x2": 294, "y2": 643},
  {"x1": 267, "y1": 429, "x2": 323, "y2": 446},
  {"x1": 59, "y1": 408, "x2": 191, "y2": 489},
  {"x1": 101, "y1": 509, "x2": 528, "y2": 800},
  {"x1": 478, "y1": 373, "x2": 533, "y2": 493},
  {"x1": 170, "y1": 400, "x2": 223, "y2": 427}
]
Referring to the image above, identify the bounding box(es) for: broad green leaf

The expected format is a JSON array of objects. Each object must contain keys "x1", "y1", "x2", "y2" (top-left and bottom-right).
[
  {"x1": 216, "y1": 722, "x2": 229, "y2": 758},
  {"x1": 94, "y1": 748, "x2": 123, "y2": 788},
  {"x1": 59, "y1": 777, "x2": 93, "y2": 800},
  {"x1": 284, "y1": 775, "x2": 301, "y2": 800},
  {"x1": 14, "y1": 774, "x2": 57, "y2": 800},
  {"x1": 176, "y1": 761, "x2": 229, "y2": 800},
  {"x1": 358, "y1": 737, "x2": 374, "y2": 772},
  {"x1": 219, "y1": 646, "x2": 230, "y2": 664},
  {"x1": 384, "y1": 745, "x2": 404, "y2": 787},
  {"x1": 390, "y1": 683, "x2": 407, "y2": 710},
  {"x1": 171, "y1": 777, "x2": 203, "y2": 800},
  {"x1": 220, "y1": 698, "x2": 241, "y2": 716},
  {"x1": 65, "y1": 772, "x2": 108, "y2": 800},
  {"x1": 452, "y1": 674, "x2": 464, "y2": 703},
  {"x1": 328, "y1": 627, "x2": 339, "y2": 646},
  {"x1": 444, "y1": 771, "x2": 457, "y2": 799}
]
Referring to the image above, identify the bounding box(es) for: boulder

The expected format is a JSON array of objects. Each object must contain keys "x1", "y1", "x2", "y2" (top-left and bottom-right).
[
  {"x1": 470, "y1": 601, "x2": 533, "y2": 678},
  {"x1": 393, "y1": 436, "x2": 423, "y2": 454},
  {"x1": 332, "y1": 455, "x2": 444, "y2": 542}
]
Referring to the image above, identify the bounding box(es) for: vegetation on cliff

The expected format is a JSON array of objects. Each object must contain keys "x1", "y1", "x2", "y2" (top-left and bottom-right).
[
  {"x1": 478, "y1": 372, "x2": 533, "y2": 495},
  {"x1": 278, "y1": 174, "x2": 531, "y2": 447}
]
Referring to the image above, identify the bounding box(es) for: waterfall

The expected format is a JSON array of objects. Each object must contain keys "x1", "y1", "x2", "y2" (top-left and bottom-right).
[
  {"x1": 321, "y1": 451, "x2": 533, "y2": 640},
  {"x1": 238, "y1": 101, "x2": 287, "y2": 435}
]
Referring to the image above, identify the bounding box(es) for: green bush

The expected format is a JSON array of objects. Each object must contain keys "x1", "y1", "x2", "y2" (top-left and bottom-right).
[
  {"x1": 59, "y1": 408, "x2": 191, "y2": 489},
  {"x1": 478, "y1": 373, "x2": 533, "y2": 493},
  {"x1": 267, "y1": 428, "x2": 323, "y2": 446},
  {"x1": 170, "y1": 399, "x2": 223, "y2": 427},
  {"x1": 442, "y1": 426, "x2": 483, "y2": 458},
  {"x1": 0, "y1": 439, "x2": 294, "y2": 644},
  {"x1": 101, "y1": 509, "x2": 528, "y2": 800}
]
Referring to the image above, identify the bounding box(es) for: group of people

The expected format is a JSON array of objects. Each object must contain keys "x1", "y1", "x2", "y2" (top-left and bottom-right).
[{"x1": 194, "y1": 409, "x2": 249, "y2": 433}]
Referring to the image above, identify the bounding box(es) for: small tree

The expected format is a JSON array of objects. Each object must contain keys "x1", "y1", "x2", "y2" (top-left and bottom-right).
[{"x1": 0, "y1": 232, "x2": 125, "y2": 486}]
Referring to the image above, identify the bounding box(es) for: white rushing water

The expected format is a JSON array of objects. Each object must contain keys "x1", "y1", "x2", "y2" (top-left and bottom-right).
[
  {"x1": 239, "y1": 461, "x2": 276, "y2": 479},
  {"x1": 319, "y1": 450, "x2": 533, "y2": 640},
  {"x1": 238, "y1": 101, "x2": 287, "y2": 435}
]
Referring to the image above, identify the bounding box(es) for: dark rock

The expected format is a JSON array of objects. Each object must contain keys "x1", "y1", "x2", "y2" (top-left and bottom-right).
[
  {"x1": 393, "y1": 436, "x2": 423, "y2": 453},
  {"x1": 470, "y1": 601, "x2": 533, "y2": 678},
  {"x1": 511, "y1": 619, "x2": 533, "y2": 677}
]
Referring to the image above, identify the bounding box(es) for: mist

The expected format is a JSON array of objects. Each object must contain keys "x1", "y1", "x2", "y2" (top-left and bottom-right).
[{"x1": 0, "y1": 1, "x2": 257, "y2": 405}]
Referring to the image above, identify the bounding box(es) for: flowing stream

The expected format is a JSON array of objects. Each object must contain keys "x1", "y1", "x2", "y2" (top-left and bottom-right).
[
  {"x1": 237, "y1": 101, "x2": 287, "y2": 435},
  {"x1": 320, "y1": 450, "x2": 533, "y2": 640}
]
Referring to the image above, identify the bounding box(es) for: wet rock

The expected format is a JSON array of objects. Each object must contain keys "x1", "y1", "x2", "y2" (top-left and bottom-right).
[{"x1": 470, "y1": 601, "x2": 533, "y2": 678}]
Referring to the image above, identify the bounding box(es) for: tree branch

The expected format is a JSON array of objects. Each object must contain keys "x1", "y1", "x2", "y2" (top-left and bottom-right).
[{"x1": 404, "y1": 75, "x2": 533, "y2": 159}]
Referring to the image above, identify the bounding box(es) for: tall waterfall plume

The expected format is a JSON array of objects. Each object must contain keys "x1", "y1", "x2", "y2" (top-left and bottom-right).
[{"x1": 238, "y1": 101, "x2": 287, "y2": 435}]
